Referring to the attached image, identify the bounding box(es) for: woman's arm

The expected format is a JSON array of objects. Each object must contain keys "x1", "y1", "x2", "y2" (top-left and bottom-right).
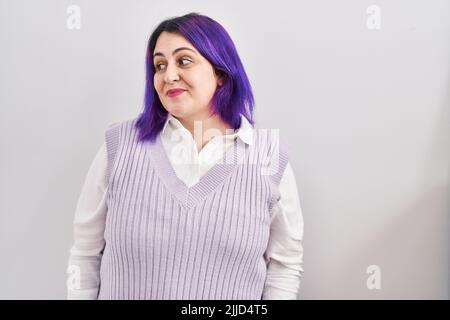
[
  {"x1": 263, "y1": 162, "x2": 305, "y2": 300},
  {"x1": 67, "y1": 142, "x2": 108, "y2": 299}
]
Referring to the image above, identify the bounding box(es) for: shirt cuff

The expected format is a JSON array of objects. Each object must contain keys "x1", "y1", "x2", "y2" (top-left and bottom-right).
[
  {"x1": 67, "y1": 288, "x2": 99, "y2": 300},
  {"x1": 262, "y1": 285, "x2": 298, "y2": 300}
]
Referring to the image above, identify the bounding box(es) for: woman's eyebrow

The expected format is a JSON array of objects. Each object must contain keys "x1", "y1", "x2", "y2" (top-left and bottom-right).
[{"x1": 153, "y1": 47, "x2": 197, "y2": 58}]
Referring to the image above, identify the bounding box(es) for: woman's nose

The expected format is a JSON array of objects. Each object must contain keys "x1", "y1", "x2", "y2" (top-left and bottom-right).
[{"x1": 164, "y1": 64, "x2": 180, "y2": 83}]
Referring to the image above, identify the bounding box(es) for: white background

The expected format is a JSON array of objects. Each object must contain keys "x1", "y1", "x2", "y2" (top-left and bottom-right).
[{"x1": 0, "y1": 0, "x2": 448, "y2": 299}]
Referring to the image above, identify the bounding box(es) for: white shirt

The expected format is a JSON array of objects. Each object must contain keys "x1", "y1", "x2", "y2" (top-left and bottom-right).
[{"x1": 67, "y1": 114, "x2": 304, "y2": 300}]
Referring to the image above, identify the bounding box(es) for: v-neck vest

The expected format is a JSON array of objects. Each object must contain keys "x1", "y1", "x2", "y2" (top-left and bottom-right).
[{"x1": 97, "y1": 117, "x2": 289, "y2": 300}]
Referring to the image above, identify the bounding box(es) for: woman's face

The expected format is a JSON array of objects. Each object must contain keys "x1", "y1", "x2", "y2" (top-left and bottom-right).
[{"x1": 153, "y1": 31, "x2": 223, "y2": 122}]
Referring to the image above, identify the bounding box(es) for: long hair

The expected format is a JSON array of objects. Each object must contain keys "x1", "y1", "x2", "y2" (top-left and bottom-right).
[{"x1": 135, "y1": 12, "x2": 255, "y2": 142}]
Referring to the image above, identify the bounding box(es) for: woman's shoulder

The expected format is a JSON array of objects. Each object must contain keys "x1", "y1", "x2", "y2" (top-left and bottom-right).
[
  {"x1": 252, "y1": 128, "x2": 290, "y2": 158},
  {"x1": 105, "y1": 116, "x2": 139, "y2": 134}
]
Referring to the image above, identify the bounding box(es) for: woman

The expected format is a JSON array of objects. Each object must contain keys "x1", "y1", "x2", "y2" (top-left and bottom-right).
[{"x1": 67, "y1": 12, "x2": 304, "y2": 300}]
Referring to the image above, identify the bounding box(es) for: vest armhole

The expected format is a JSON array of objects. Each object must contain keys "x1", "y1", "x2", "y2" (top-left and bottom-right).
[
  {"x1": 104, "y1": 122, "x2": 121, "y2": 186},
  {"x1": 267, "y1": 137, "x2": 290, "y2": 218}
]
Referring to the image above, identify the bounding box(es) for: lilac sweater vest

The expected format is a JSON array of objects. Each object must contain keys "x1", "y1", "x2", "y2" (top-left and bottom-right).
[{"x1": 97, "y1": 118, "x2": 289, "y2": 300}]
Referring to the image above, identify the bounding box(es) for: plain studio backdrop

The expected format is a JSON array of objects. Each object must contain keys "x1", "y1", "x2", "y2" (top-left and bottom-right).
[{"x1": 0, "y1": 0, "x2": 449, "y2": 299}]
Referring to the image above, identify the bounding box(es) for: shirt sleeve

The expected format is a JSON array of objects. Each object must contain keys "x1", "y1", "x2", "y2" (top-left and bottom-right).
[
  {"x1": 67, "y1": 142, "x2": 108, "y2": 300},
  {"x1": 262, "y1": 162, "x2": 305, "y2": 300}
]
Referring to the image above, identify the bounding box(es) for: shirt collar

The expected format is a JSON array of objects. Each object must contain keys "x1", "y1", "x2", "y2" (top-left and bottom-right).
[{"x1": 161, "y1": 113, "x2": 254, "y2": 146}]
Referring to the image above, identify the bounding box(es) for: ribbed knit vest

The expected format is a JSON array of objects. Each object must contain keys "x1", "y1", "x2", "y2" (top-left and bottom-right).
[{"x1": 97, "y1": 117, "x2": 289, "y2": 300}]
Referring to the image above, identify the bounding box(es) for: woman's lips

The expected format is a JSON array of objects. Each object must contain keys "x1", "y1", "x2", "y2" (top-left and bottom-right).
[{"x1": 167, "y1": 89, "x2": 186, "y2": 98}]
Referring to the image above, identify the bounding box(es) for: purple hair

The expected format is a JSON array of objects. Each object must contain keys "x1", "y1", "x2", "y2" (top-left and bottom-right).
[{"x1": 135, "y1": 12, "x2": 255, "y2": 142}]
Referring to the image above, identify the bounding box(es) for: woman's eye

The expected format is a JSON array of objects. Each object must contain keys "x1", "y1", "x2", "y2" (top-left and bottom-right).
[
  {"x1": 179, "y1": 58, "x2": 191, "y2": 66},
  {"x1": 155, "y1": 58, "x2": 191, "y2": 71},
  {"x1": 155, "y1": 63, "x2": 165, "y2": 71}
]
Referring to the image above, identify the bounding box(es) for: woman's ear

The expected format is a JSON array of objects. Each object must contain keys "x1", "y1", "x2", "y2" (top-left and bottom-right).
[{"x1": 215, "y1": 69, "x2": 225, "y2": 86}]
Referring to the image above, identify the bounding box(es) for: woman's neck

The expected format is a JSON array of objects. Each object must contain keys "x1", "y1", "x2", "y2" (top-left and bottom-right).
[{"x1": 175, "y1": 113, "x2": 234, "y2": 152}]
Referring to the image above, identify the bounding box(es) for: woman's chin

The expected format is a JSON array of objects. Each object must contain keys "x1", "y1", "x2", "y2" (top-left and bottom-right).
[{"x1": 168, "y1": 106, "x2": 186, "y2": 118}]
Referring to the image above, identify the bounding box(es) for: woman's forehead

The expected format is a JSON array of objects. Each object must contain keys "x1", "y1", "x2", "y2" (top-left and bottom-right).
[{"x1": 154, "y1": 32, "x2": 197, "y2": 54}]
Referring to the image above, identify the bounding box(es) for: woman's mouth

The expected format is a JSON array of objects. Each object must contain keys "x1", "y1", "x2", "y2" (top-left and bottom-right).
[{"x1": 167, "y1": 89, "x2": 186, "y2": 98}]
